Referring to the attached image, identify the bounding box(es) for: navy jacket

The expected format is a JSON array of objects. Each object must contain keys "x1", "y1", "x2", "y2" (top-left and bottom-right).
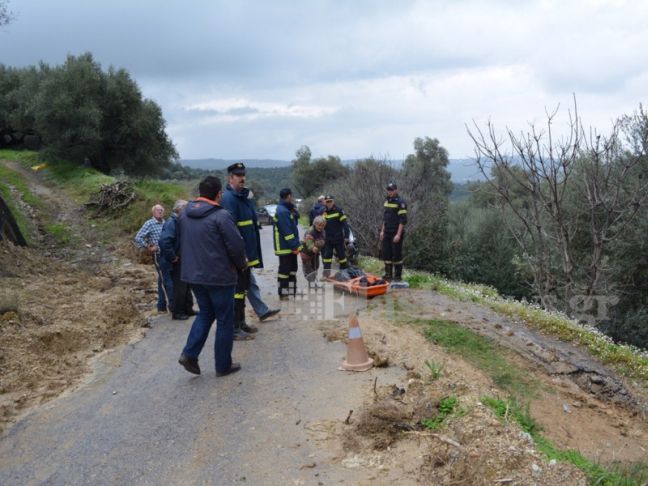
[
  {"x1": 273, "y1": 200, "x2": 301, "y2": 255},
  {"x1": 323, "y1": 205, "x2": 350, "y2": 243},
  {"x1": 383, "y1": 196, "x2": 408, "y2": 233},
  {"x1": 159, "y1": 214, "x2": 180, "y2": 263},
  {"x1": 179, "y1": 198, "x2": 247, "y2": 286},
  {"x1": 221, "y1": 185, "x2": 263, "y2": 268},
  {"x1": 309, "y1": 202, "x2": 325, "y2": 226}
]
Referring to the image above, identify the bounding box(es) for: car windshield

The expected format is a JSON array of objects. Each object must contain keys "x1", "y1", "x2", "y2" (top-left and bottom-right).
[{"x1": 264, "y1": 204, "x2": 277, "y2": 217}]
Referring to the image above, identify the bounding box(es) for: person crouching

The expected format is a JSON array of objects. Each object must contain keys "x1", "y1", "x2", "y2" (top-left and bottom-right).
[{"x1": 300, "y1": 216, "x2": 326, "y2": 287}]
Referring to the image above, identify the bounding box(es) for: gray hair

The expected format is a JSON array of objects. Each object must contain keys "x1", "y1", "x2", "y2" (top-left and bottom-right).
[
  {"x1": 173, "y1": 199, "x2": 188, "y2": 213},
  {"x1": 317, "y1": 195, "x2": 325, "y2": 202},
  {"x1": 313, "y1": 215, "x2": 326, "y2": 226}
]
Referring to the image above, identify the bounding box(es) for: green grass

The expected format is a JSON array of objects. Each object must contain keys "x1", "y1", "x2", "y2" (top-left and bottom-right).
[
  {"x1": 424, "y1": 359, "x2": 445, "y2": 381},
  {"x1": 421, "y1": 396, "x2": 459, "y2": 431},
  {"x1": 358, "y1": 256, "x2": 648, "y2": 384},
  {"x1": 0, "y1": 164, "x2": 40, "y2": 243},
  {"x1": 481, "y1": 396, "x2": 648, "y2": 485},
  {"x1": 44, "y1": 222, "x2": 75, "y2": 245},
  {"x1": 422, "y1": 318, "x2": 536, "y2": 398},
  {"x1": 0, "y1": 150, "x2": 191, "y2": 237}
]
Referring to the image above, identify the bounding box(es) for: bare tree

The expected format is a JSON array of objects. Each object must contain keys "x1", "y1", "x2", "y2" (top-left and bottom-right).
[
  {"x1": 321, "y1": 157, "x2": 398, "y2": 256},
  {"x1": 467, "y1": 99, "x2": 648, "y2": 313},
  {"x1": 0, "y1": 0, "x2": 14, "y2": 27}
]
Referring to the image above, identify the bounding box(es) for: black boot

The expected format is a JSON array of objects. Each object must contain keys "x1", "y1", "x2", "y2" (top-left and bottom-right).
[
  {"x1": 382, "y1": 263, "x2": 393, "y2": 281},
  {"x1": 394, "y1": 263, "x2": 403, "y2": 282}
]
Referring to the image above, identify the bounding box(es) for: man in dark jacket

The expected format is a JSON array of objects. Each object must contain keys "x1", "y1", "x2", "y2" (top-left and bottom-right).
[
  {"x1": 321, "y1": 195, "x2": 350, "y2": 278},
  {"x1": 221, "y1": 162, "x2": 279, "y2": 340},
  {"x1": 177, "y1": 176, "x2": 247, "y2": 377},
  {"x1": 309, "y1": 195, "x2": 326, "y2": 226},
  {"x1": 273, "y1": 188, "x2": 302, "y2": 298},
  {"x1": 159, "y1": 199, "x2": 195, "y2": 320}
]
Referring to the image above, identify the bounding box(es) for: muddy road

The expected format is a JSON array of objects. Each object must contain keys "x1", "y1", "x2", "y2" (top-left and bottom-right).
[{"x1": 0, "y1": 226, "x2": 406, "y2": 485}]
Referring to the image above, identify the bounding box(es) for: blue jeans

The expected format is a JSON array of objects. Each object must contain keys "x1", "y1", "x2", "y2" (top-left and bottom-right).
[
  {"x1": 182, "y1": 284, "x2": 235, "y2": 373},
  {"x1": 247, "y1": 271, "x2": 269, "y2": 317}
]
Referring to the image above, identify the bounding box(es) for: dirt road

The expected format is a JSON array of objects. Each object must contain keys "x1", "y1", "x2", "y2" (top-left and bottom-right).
[{"x1": 0, "y1": 226, "x2": 406, "y2": 485}]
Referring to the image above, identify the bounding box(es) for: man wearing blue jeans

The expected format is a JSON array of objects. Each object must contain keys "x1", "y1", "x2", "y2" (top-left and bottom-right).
[{"x1": 177, "y1": 176, "x2": 247, "y2": 377}]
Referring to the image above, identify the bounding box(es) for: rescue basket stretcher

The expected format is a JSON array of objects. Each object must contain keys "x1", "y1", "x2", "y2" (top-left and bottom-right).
[{"x1": 325, "y1": 274, "x2": 389, "y2": 298}]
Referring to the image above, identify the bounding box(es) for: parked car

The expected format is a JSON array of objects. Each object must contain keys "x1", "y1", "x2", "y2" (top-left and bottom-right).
[{"x1": 256, "y1": 207, "x2": 272, "y2": 226}]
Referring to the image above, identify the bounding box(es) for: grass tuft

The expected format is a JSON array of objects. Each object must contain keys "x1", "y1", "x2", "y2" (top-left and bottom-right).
[
  {"x1": 481, "y1": 396, "x2": 648, "y2": 485},
  {"x1": 421, "y1": 396, "x2": 458, "y2": 431},
  {"x1": 422, "y1": 318, "x2": 536, "y2": 398}
]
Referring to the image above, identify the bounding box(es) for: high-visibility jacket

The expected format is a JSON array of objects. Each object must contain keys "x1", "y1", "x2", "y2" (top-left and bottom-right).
[
  {"x1": 273, "y1": 200, "x2": 302, "y2": 255},
  {"x1": 323, "y1": 205, "x2": 350, "y2": 243},
  {"x1": 383, "y1": 196, "x2": 407, "y2": 233},
  {"x1": 221, "y1": 184, "x2": 263, "y2": 268}
]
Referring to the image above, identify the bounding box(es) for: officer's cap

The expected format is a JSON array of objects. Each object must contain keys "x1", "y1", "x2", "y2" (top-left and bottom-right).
[
  {"x1": 227, "y1": 162, "x2": 246, "y2": 175},
  {"x1": 324, "y1": 194, "x2": 334, "y2": 201},
  {"x1": 386, "y1": 182, "x2": 397, "y2": 191}
]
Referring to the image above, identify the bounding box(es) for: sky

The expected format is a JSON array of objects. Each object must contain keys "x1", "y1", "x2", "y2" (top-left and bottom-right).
[{"x1": 1, "y1": 0, "x2": 647, "y2": 161}]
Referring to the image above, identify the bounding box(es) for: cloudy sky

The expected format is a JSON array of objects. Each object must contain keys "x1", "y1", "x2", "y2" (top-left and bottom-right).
[{"x1": 2, "y1": 0, "x2": 647, "y2": 161}]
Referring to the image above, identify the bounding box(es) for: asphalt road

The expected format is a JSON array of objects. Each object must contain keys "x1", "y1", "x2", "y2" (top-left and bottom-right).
[{"x1": 0, "y1": 224, "x2": 404, "y2": 485}]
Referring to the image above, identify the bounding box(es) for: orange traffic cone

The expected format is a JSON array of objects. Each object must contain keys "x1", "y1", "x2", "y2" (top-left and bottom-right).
[{"x1": 340, "y1": 312, "x2": 374, "y2": 372}]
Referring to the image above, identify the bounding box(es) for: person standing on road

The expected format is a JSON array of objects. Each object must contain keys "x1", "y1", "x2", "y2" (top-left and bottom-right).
[
  {"x1": 134, "y1": 204, "x2": 170, "y2": 312},
  {"x1": 309, "y1": 195, "x2": 326, "y2": 226},
  {"x1": 321, "y1": 195, "x2": 350, "y2": 279},
  {"x1": 274, "y1": 188, "x2": 302, "y2": 298},
  {"x1": 380, "y1": 182, "x2": 407, "y2": 281},
  {"x1": 159, "y1": 199, "x2": 196, "y2": 320},
  {"x1": 300, "y1": 215, "x2": 326, "y2": 285},
  {"x1": 177, "y1": 176, "x2": 247, "y2": 377},
  {"x1": 221, "y1": 163, "x2": 279, "y2": 340}
]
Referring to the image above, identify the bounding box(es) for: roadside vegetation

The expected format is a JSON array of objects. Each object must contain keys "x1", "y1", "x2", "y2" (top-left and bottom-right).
[
  {"x1": 0, "y1": 150, "x2": 191, "y2": 239},
  {"x1": 361, "y1": 255, "x2": 648, "y2": 383}
]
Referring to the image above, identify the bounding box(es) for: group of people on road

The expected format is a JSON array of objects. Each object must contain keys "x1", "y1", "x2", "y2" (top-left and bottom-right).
[{"x1": 133, "y1": 162, "x2": 408, "y2": 377}]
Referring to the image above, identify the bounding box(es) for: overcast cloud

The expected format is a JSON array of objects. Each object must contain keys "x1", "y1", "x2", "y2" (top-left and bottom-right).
[{"x1": 1, "y1": 0, "x2": 647, "y2": 160}]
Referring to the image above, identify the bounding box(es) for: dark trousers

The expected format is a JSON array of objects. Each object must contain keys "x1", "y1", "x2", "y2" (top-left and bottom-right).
[
  {"x1": 278, "y1": 254, "x2": 298, "y2": 296},
  {"x1": 322, "y1": 240, "x2": 348, "y2": 275},
  {"x1": 234, "y1": 268, "x2": 251, "y2": 327},
  {"x1": 381, "y1": 232, "x2": 405, "y2": 279},
  {"x1": 302, "y1": 253, "x2": 320, "y2": 282},
  {"x1": 154, "y1": 253, "x2": 172, "y2": 311},
  {"x1": 182, "y1": 284, "x2": 235, "y2": 373},
  {"x1": 172, "y1": 260, "x2": 193, "y2": 315}
]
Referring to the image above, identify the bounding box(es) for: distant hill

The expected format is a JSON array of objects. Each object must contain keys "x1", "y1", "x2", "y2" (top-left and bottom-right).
[
  {"x1": 180, "y1": 157, "x2": 485, "y2": 182},
  {"x1": 180, "y1": 158, "x2": 290, "y2": 170}
]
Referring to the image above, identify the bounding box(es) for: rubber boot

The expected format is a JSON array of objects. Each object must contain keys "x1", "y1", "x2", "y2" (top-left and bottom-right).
[
  {"x1": 382, "y1": 263, "x2": 393, "y2": 281},
  {"x1": 394, "y1": 264, "x2": 403, "y2": 282}
]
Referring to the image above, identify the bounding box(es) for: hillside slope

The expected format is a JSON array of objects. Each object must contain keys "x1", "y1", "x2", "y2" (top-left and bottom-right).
[{"x1": 0, "y1": 153, "x2": 646, "y2": 484}]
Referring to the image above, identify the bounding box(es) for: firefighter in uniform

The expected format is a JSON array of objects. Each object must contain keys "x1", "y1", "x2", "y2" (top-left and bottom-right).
[
  {"x1": 273, "y1": 188, "x2": 302, "y2": 298},
  {"x1": 221, "y1": 162, "x2": 262, "y2": 340},
  {"x1": 322, "y1": 195, "x2": 350, "y2": 278},
  {"x1": 380, "y1": 182, "x2": 407, "y2": 281}
]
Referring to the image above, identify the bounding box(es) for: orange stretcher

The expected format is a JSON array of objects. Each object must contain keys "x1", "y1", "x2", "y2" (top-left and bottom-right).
[{"x1": 326, "y1": 274, "x2": 389, "y2": 298}]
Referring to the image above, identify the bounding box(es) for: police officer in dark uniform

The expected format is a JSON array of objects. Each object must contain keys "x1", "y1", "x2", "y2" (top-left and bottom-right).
[
  {"x1": 221, "y1": 162, "x2": 263, "y2": 341},
  {"x1": 321, "y1": 195, "x2": 350, "y2": 278},
  {"x1": 380, "y1": 182, "x2": 407, "y2": 281}
]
